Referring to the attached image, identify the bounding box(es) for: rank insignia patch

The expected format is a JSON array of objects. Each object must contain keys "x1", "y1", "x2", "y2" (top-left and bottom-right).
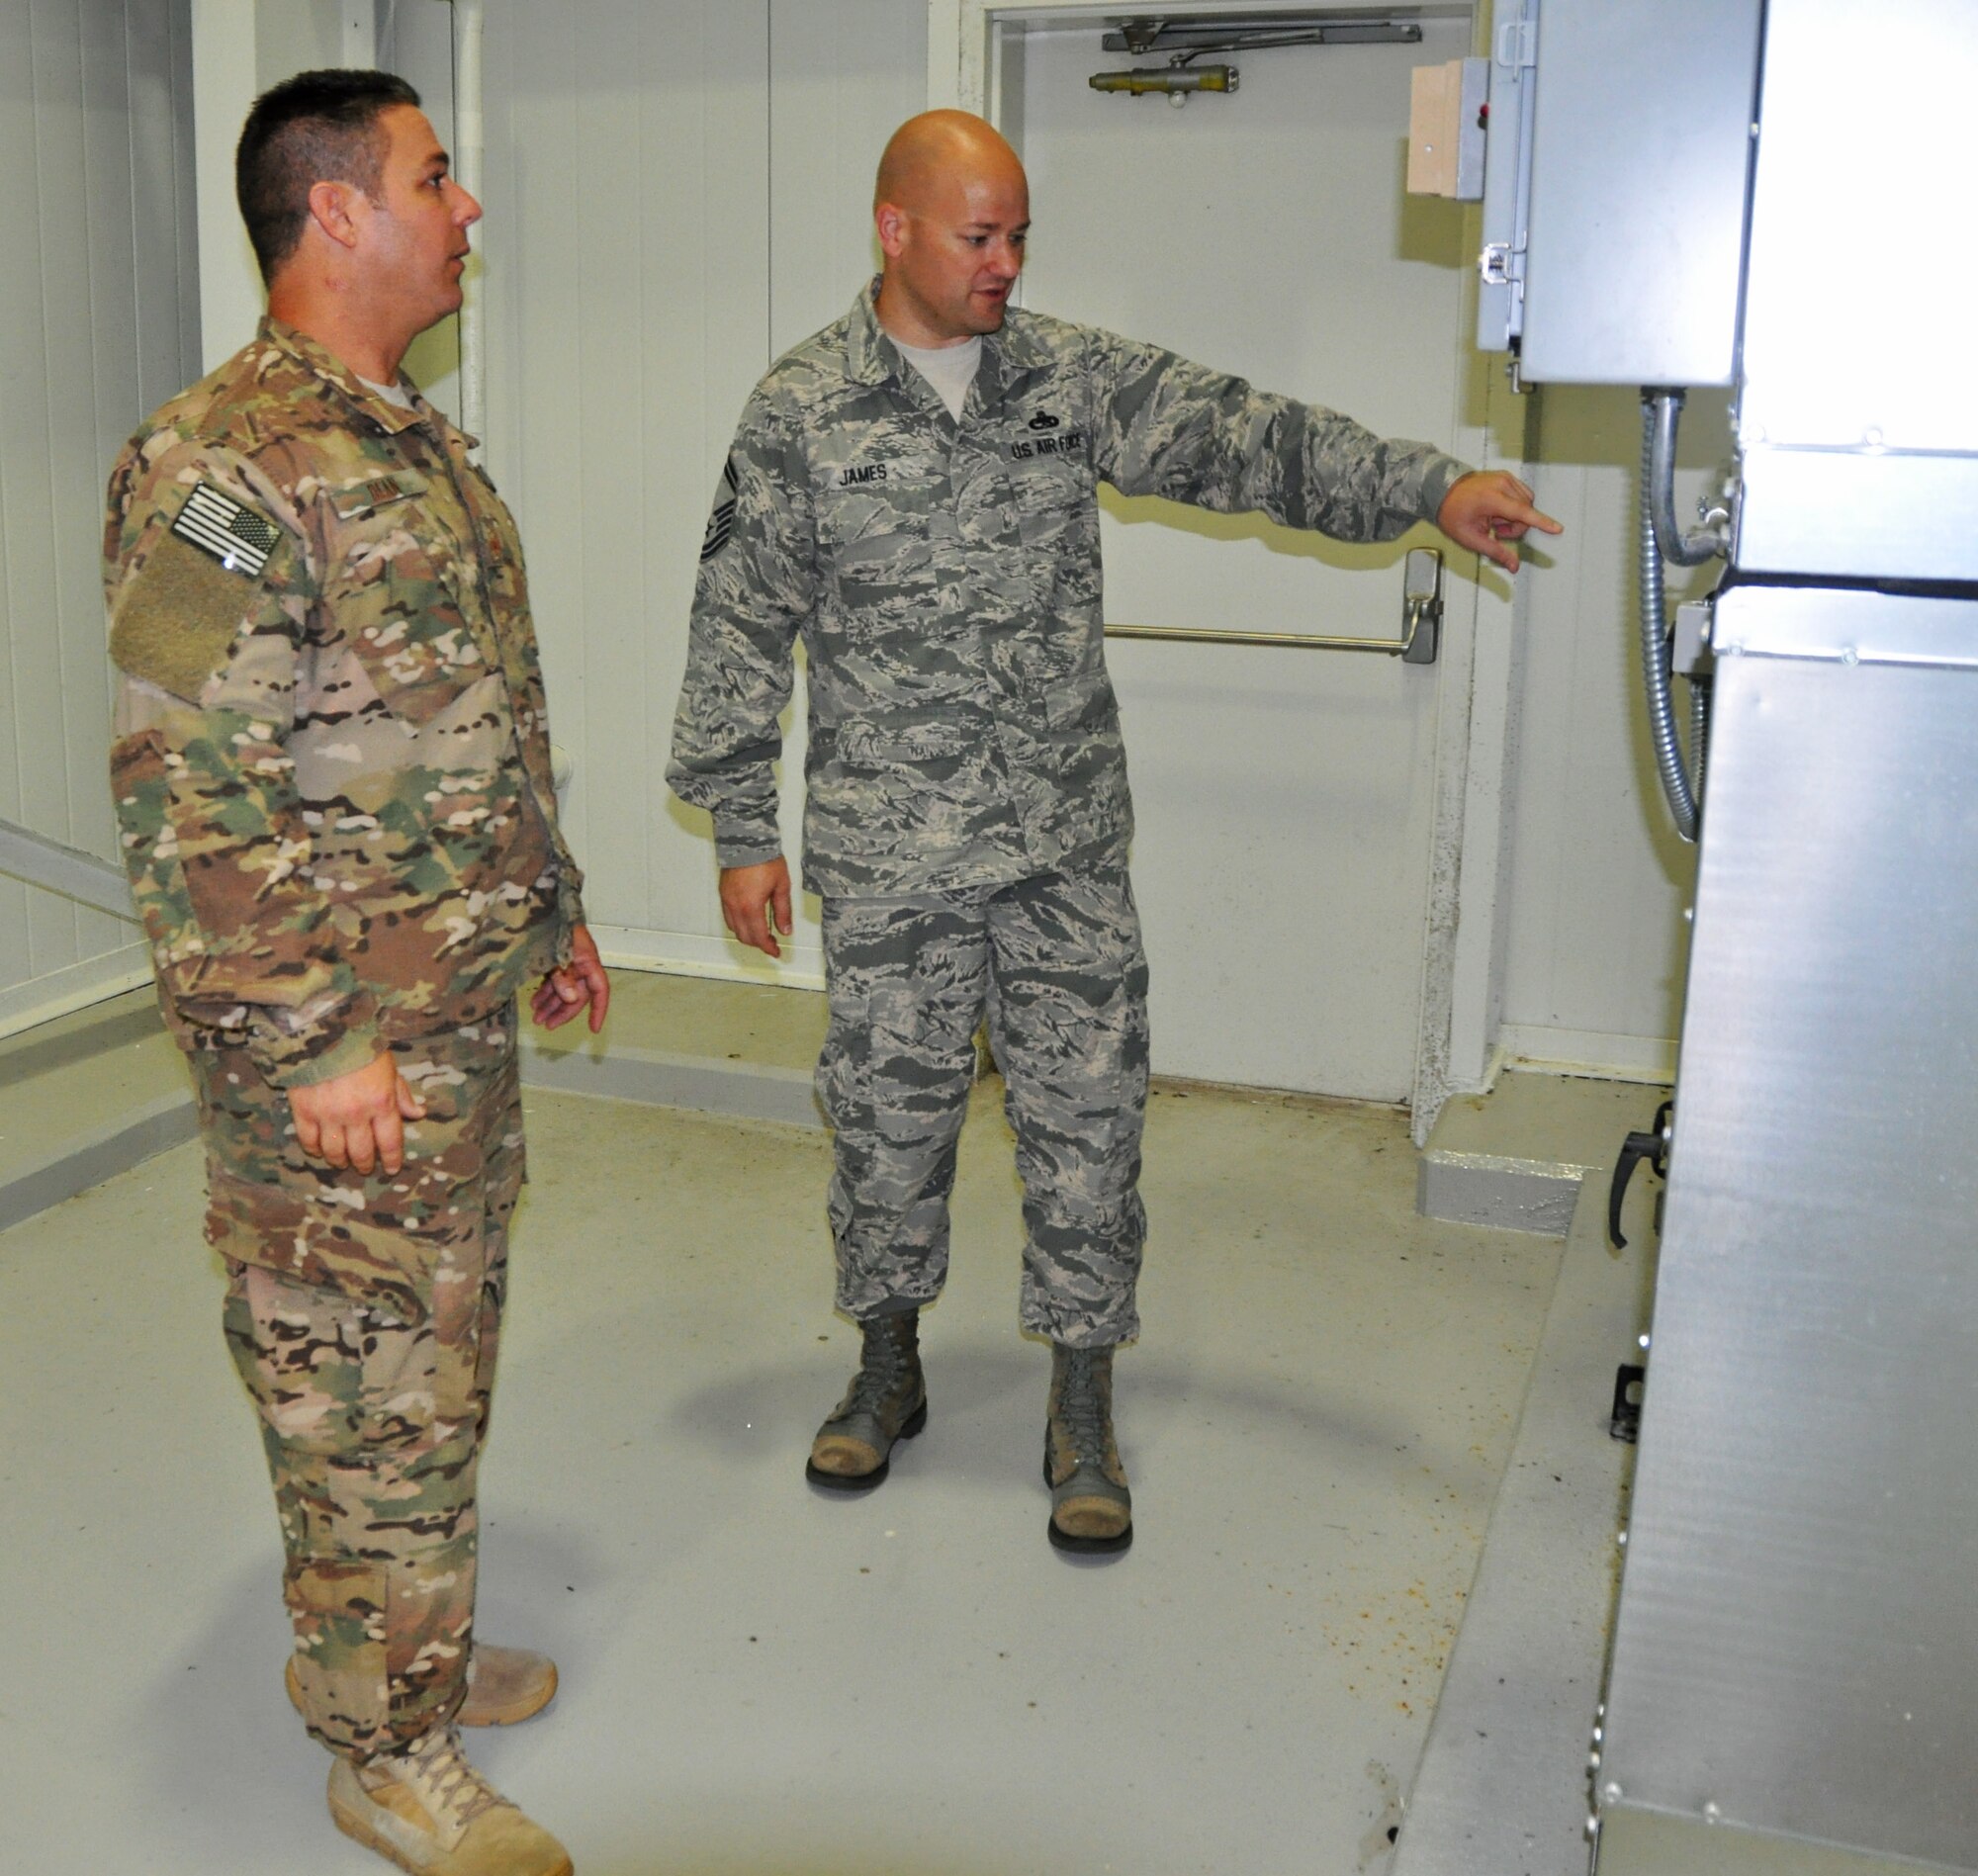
[
  {"x1": 171, "y1": 482, "x2": 281, "y2": 578},
  {"x1": 700, "y1": 457, "x2": 739, "y2": 563}
]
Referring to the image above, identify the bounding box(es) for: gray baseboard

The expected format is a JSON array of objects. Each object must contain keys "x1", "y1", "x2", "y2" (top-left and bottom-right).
[
  {"x1": 0, "y1": 1091, "x2": 202, "y2": 1235},
  {"x1": 0, "y1": 1036, "x2": 824, "y2": 1241},
  {"x1": 519, "y1": 1035, "x2": 823, "y2": 1129}
]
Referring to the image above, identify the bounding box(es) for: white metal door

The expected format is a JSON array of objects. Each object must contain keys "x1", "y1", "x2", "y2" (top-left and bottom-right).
[{"x1": 1016, "y1": 18, "x2": 1476, "y2": 1100}]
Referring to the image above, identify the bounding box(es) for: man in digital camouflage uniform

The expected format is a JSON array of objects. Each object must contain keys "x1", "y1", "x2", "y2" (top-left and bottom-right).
[
  {"x1": 105, "y1": 69, "x2": 605, "y2": 1876},
  {"x1": 670, "y1": 111, "x2": 1559, "y2": 1557}
]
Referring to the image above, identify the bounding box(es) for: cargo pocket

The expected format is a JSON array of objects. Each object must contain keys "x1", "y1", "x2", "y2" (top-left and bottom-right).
[
  {"x1": 1043, "y1": 669, "x2": 1120, "y2": 734},
  {"x1": 285, "y1": 1558, "x2": 392, "y2": 1751}
]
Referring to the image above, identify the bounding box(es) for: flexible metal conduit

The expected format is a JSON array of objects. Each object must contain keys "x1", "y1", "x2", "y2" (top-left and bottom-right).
[
  {"x1": 1648, "y1": 389, "x2": 1729, "y2": 567},
  {"x1": 1638, "y1": 395, "x2": 1704, "y2": 842}
]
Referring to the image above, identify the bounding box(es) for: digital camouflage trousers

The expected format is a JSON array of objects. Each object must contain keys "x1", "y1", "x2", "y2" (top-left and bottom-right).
[
  {"x1": 184, "y1": 1005, "x2": 524, "y2": 1761},
  {"x1": 816, "y1": 866, "x2": 1149, "y2": 1347}
]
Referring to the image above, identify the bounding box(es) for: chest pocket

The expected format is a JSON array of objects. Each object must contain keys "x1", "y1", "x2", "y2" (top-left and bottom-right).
[
  {"x1": 331, "y1": 473, "x2": 492, "y2": 728},
  {"x1": 1010, "y1": 455, "x2": 1089, "y2": 554}
]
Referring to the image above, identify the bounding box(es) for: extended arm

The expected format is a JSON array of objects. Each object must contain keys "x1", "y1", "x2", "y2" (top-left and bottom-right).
[{"x1": 1090, "y1": 332, "x2": 1557, "y2": 561}]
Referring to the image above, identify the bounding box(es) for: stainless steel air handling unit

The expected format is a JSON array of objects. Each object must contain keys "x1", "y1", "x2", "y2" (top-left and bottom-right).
[{"x1": 1471, "y1": 3, "x2": 1978, "y2": 1874}]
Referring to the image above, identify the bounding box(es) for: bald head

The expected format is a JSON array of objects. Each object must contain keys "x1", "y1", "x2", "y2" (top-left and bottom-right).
[
  {"x1": 875, "y1": 110, "x2": 1025, "y2": 214},
  {"x1": 871, "y1": 112, "x2": 1031, "y2": 347}
]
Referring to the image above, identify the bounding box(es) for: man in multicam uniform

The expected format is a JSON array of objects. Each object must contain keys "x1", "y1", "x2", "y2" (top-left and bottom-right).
[
  {"x1": 104, "y1": 69, "x2": 605, "y2": 1876},
  {"x1": 669, "y1": 111, "x2": 1561, "y2": 1556}
]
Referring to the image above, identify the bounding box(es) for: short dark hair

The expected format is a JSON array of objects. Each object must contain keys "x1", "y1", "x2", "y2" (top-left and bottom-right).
[{"x1": 235, "y1": 68, "x2": 422, "y2": 283}]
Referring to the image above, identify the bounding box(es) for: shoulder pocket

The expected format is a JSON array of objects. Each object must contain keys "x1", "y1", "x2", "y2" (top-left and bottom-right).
[{"x1": 110, "y1": 485, "x2": 292, "y2": 702}]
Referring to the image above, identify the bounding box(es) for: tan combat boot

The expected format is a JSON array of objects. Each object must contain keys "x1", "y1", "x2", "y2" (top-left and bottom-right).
[
  {"x1": 290, "y1": 1645, "x2": 558, "y2": 1729},
  {"x1": 326, "y1": 1725, "x2": 573, "y2": 1876},
  {"x1": 806, "y1": 1309, "x2": 927, "y2": 1488},
  {"x1": 1044, "y1": 1343, "x2": 1132, "y2": 1554}
]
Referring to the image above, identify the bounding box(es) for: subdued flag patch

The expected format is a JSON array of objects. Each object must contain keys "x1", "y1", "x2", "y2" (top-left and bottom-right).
[{"x1": 172, "y1": 482, "x2": 281, "y2": 578}]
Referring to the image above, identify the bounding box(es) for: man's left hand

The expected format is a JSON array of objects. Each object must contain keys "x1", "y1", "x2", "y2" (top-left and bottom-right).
[
  {"x1": 1436, "y1": 470, "x2": 1564, "y2": 573},
  {"x1": 532, "y1": 923, "x2": 611, "y2": 1032}
]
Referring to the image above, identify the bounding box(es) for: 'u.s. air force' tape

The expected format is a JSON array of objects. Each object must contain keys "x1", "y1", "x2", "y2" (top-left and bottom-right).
[{"x1": 170, "y1": 482, "x2": 281, "y2": 578}]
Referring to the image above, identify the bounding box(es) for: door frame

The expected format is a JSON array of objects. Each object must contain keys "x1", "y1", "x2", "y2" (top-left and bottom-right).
[{"x1": 927, "y1": 0, "x2": 1525, "y2": 1135}]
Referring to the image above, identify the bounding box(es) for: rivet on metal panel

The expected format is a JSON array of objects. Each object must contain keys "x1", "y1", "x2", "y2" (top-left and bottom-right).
[
  {"x1": 1602, "y1": 1781, "x2": 1623, "y2": 1804},
  {"x1": 1617, "y1": 1528, "x2": 1629, "y2": 1547},
  {"x1": 1842, "y1": 646, "x2": 1860, "y2": 667},
  {"x1": 1703, "y1": 1801, "x2": 1724, "y2": 1824}
]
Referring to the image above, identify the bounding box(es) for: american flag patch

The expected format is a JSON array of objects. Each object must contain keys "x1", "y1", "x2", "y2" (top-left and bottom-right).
[{"x1": 171, "y1": 482, "x2": 282, "y2": 578}]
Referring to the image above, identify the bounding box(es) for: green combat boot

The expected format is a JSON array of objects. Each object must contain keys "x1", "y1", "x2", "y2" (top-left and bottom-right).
[
  {"x1": 806, "y1": 1310, "x2": 927, "y2": 1490},
  {"x1": 1044, "y1": 1344, "x2": 1132, "y2": 1555}
]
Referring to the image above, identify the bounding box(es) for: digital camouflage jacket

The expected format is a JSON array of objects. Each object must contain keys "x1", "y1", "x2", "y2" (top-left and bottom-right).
[
  {"x1": 104, "y1": 318, "x2": 584, "y2": 1088},
  {"x1": 669, "y1": 282, "x2": 1471, "y2": 898}
]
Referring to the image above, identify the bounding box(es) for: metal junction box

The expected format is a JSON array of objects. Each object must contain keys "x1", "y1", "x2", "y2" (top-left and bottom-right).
[{"x1": 1516, "y1": 0, "x2": 1762, "y2": 387}]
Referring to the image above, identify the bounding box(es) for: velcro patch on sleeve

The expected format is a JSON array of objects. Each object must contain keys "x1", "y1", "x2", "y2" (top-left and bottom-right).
[{"x1": 110, "y1": 503, "x2": 287, "y2": 702}]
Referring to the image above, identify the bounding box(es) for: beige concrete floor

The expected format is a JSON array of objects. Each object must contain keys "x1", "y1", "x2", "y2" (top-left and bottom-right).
[{"x1": 0, "y1": 1051, "x2": 1562, "y2": 1874}]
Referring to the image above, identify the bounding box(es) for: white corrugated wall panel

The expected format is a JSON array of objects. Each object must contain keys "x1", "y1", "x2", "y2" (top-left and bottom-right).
[
  {"x1": 469, "y1": 0, "x2": 924, "y2": 985},
  {"x1": 0, "y1": 0, "x2": 198, "y2": 1035},
  {"x1": 476, "y1": 0, "x2": 771, "y2": 976},
  {"x1": 1498, "y1": 387, "x2": 1726, "y2": 1078},
  {"x1": 767, "y1": 1, "x2": 927, "y2": 359}
]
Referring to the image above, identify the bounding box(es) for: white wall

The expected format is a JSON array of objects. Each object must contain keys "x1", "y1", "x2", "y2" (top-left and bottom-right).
[
  {"x1": 1498, "y1": 387, "x2": 1729, "y2": 1079},
  {"x1": 470, "y1": 0, "x2": 926, "y2": 987},
  {"x1": 0, "y1": 0, "x2": 200, "y2": 1034}
]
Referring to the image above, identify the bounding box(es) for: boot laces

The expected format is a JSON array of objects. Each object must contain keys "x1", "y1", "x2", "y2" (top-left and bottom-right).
[
  {"x1": 845, "y1": 1318, "x2": 916, "y2": 1415},
  {"x1": 1055, "y1": 1350, "x2": 1112, "y2": 1466},
  {"x1": 394, "y1": 1725, "x2": 502, "y2": 1831}
]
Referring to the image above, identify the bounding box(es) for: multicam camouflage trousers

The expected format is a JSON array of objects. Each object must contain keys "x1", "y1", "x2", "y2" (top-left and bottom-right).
[
  {"x1": 184, "y1": 1005, "x2": 525, "y2": 1762},
  {"x1": 816, "y1": 866, "x2": 1149, "y2": 1347}
]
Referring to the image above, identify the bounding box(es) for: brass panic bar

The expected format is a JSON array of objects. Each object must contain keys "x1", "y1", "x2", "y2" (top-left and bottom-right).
[
  {"x1": 1104, "y1": 623, "x2": 1414, "y2": 653},
  {"x1": 1101, "y1": 547, "x2": 1445, "y2": 663}
]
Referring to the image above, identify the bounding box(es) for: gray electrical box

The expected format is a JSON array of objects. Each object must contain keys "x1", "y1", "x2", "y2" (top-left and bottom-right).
[{"x1": 1516, "y1": 0, "x2": 1762, "y2": 386}]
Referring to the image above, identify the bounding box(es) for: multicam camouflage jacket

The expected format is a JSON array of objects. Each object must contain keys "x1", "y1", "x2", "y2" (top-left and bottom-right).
[
  {"x1": 668, "y1": 281, "x2": 1471, "y2": 898},
  {"x1": 104, "y1": 318, "x2": 584, "y2": 1088}
]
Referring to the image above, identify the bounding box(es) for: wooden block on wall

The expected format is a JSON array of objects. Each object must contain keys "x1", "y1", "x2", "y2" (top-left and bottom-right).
[{"x1": 1408, "y1": 59, "x2": 1462, "y2": 197}]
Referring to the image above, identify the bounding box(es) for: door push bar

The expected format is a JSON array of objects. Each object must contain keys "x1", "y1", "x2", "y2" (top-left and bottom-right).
[
  {"x1": 0, "y1": 815, "x2": 138, "y2": 922},
  {"x1": 1103, "y1": 546, "x2": 1444, "y2": 665}
]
